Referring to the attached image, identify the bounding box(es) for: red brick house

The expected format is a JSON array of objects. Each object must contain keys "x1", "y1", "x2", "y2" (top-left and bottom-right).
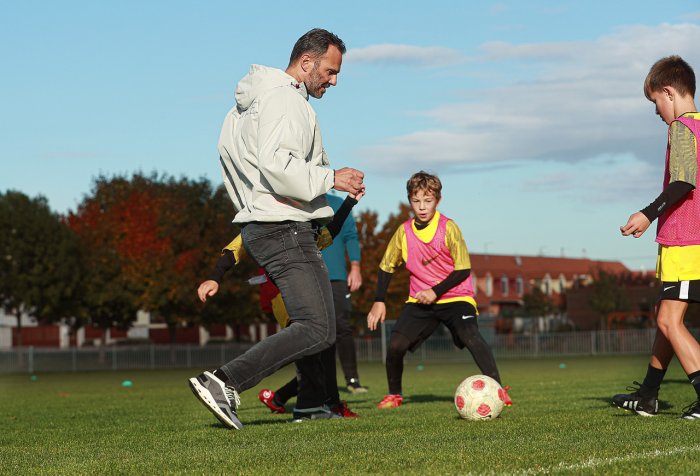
[{"x1": 468, "y1": 253, "x2": 630, "y2": 316}]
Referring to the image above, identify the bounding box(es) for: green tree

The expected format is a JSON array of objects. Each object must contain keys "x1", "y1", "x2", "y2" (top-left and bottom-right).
[
  {"x1": 522, "y1": 287, "x2": 554, "y2": 318},
  {"x1": 0, "y1": 191, "x2": 81, "y2": 346},
  {"x1": 588, "y1": 268, "x2": 630, "y2": 329}
]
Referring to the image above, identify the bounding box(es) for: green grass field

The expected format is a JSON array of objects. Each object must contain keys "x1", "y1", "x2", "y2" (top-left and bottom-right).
[{"x1": 2, "y1": 355, "x2": 699, "y2": 475}]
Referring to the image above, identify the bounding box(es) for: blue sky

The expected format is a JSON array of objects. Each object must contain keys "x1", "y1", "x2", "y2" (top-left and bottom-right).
[{"x1": 2, "y1": 1, "x2": 700, "y2": 271}]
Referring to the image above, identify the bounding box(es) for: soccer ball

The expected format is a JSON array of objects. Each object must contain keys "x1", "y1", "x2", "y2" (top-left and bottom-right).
[{"x1": 454, "y1": 374, "x2": 504, "y2": 421}]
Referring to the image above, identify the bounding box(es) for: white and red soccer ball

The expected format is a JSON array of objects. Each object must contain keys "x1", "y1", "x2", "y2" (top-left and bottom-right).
[{"x1": 454, "y1": 374, "x2": 505, "y2": 421}]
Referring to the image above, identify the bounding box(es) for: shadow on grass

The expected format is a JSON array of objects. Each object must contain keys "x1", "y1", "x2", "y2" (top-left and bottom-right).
[
  {"x1": 208, "y1": 417, "x2": 289, "y2": 429},
  {"x1": 405, "y1": 393, "x2": 453, "y2": 404}
]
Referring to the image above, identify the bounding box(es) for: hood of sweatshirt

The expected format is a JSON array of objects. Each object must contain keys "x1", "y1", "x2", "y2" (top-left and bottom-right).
[{"x1": 235, "y1": 64, "x2": 308, "y2": 111}]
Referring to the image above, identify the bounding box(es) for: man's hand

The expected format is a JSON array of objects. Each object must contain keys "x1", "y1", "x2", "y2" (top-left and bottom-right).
[
  {"x1": 367, "y1": 301, "x2": 386, "y2": 331},
  {"x1": 415, "y1": 289, "x2": 437, "y2": 305},
  {"x1": 334, "y1": 167, "x2": 365, "y2": 195},
  {"x1": 197, "y1": 280, "x2": 219, "y2": 303},
  {"x1": 620, "y1": 212, "x2": 651, "y2": 238},
  {"x1": 347, "y1": 262, "x2": 362, "y2": 292}
]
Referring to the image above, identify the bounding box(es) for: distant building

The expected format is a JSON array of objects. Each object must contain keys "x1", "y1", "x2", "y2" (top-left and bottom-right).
[{"x1": 469, "y1": 253, "x2": 630, "y2": 317}]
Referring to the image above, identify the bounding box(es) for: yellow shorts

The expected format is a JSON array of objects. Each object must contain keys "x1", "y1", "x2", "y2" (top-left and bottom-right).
[{"x1": 656, "y1": 244, "x2": 700, "y2": 281}]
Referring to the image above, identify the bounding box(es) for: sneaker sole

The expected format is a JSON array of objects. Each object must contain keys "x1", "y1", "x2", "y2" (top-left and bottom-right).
[
  {"x1": 347, "y1": 387, "x2": 369, "y2": 395},
  {"x1": 612, "y1": 402, "x2": 657, "y2": 417},
  {"x1": 188, "y1": 378, "x2": 243, "y2": 430}
]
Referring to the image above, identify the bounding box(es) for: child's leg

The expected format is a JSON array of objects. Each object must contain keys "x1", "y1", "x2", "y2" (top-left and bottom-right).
[
  {"x1": 657, "y1": 299, "x2": 700, "y2": 400},
  {"x1": 320, "y1": 344, "x2": 341, "y2": 405},
  {"x1": 386, "y1": 332, "x2": 412, "y2": 395},
  {"x1": 656, "y1": 300, "x2": 700, "y2": 374},
  {"x1": 441, "y1": 303, "x2": 501, "y2": 384},
  {"x1": 639, "y1": 328, "x2": 674, "y2": 394},
  {"x1": 649, "y1": 327, "x2": 674, "y2": 370},
  {"x1": 385, "y1": 304, "x2": 439, "y2": 395},
  {"x1": 275, "y1": 376, "x2": 298, "y2": 405}
]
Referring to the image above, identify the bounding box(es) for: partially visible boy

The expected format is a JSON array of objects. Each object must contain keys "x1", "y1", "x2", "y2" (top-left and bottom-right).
[
  {"x1": 614, "y1": 55, "x2": 700, "y2": 420},
  {"x1": 366, "y1": 171, "x2": 511, "y2": 409}
]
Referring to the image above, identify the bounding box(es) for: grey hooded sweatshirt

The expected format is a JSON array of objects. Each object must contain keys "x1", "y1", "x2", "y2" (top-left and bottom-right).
[{"x1": 218, "y1": 64, "x2": 335, "y2": 223}]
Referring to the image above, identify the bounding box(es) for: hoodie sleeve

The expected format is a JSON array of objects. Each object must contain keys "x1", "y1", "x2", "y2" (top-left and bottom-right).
[{"x1": 256, "y1": 91, "x2": 334, "y2": 202}]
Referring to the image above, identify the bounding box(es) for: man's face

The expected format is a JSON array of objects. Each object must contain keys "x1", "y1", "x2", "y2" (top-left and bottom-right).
[
  {"x1": 410, "y1": 189, "x2": 440, "y2": 225},
  {"x1": 306, "y1": 45, "x2": 342, "y2": 99}
]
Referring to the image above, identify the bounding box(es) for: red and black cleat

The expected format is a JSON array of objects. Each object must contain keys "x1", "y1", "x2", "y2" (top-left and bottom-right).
[{"x1": 258, "y1": 388, "x2": 286, "y2": 413}]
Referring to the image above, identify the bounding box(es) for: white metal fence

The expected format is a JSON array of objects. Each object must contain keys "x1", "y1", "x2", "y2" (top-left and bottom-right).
[{"x1": 2, "y1": 328, "x2": 693, "y2": 374}]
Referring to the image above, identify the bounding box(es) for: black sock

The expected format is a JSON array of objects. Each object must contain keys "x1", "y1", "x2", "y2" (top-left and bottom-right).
[
  {"x1": 688, "y1": 370, "x2": 700, "y2": 399},
  {"x1": 213, "y1": 369, "x2": 229, "y2": 383},
  {"x1": 641, "y1": 365, "x2": 666, "y2": 396}
]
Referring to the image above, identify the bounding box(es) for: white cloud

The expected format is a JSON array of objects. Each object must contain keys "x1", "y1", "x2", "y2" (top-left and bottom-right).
[
  {"x1": 345, "y1": 44, "x2": 465, "y2": 67},
  {"x1": 358, "y1": 23, "x2": 700, "y2": 172}
]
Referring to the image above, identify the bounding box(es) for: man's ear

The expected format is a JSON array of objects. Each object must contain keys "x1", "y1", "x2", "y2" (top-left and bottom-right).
[{"x1": 299, "y1": 53, "x2": 314, "y2": 73}]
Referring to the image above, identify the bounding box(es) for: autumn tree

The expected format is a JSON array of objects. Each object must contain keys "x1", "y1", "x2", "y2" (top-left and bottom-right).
[
  {"x1": 68, "y1": 173, "x2": 259, "y2": 340},
  {"x1": 0, "y1": 191, "x2": 82, "y2": 346}
]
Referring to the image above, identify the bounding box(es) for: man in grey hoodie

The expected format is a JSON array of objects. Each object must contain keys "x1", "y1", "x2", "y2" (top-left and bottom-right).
[{"x1": 188, "y1": 28, "x2": 365, "y2": 429}]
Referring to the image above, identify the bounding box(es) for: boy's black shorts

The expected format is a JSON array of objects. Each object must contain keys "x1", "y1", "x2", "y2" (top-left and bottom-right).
[
  {"x1": 392, "y1": 301, "x2": 479, "y2": 352},
  {"x1": 659, "y1": 280, "x2": 700, "y2": 303}
]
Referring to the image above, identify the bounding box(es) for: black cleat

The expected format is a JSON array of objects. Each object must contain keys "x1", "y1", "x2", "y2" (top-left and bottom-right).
[
  {"x1": 346, "y1": 378, "x2": 368, "y2": 394},
  {"x1": 680, "y1": 400, "x2": 700, "y2": 420},
  {"x1": 612, "y1": 381, "x2": 658, "y2": 417},
  {"x1": 292, "y1": 405, "x2": 342, "y2": 423}
]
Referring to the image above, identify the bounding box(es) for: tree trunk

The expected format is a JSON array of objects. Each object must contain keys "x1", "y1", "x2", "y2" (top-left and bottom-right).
[
  {"x1": 15, "y1": 308, "x2": 24, "y2": 368},
  {"x1": 15, "y1": 308, "x2": 23, "y2": 348},
  {"x1": 168, "y1": 322, "x2": 177, "y2": 364}
]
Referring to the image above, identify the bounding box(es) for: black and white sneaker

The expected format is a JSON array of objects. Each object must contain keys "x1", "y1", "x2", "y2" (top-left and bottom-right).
[
  {"x1": 346, "y1": 378, "x2": 368, "y2": 394},
  {"x1": 292, "y1": 405, "x2": 342, "y2": 423},
  {"x1": 680, "y1": 400, "x2": 700, "y2": 420},
  {"x1": 188, "y1": 371, "x2": 243, "y2": 429},
  {"x1": 612, "y1": 381, "x2": 658, "y2": 417}
]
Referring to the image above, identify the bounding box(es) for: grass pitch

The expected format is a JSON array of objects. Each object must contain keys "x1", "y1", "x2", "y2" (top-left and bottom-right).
[{"x1": 1, "y1": 355, "x2": 699, "y2": 474}]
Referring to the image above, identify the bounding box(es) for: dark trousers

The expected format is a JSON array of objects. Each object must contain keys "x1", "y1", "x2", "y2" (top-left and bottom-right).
[
  {"x1": 276, "y1": 344, "x2": 341, "y2": 406},
  {"x1": 219, "y1": 221, "x2": 335, "y2": 409},
  {"x1": 331, "y1": 280, "x2": 360, "y2": 384}
]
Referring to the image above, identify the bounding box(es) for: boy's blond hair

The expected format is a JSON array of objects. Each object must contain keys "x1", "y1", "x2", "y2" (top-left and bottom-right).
[
  {"x1": 406, "y1": 171, "x2": 442, "y2": 200},
  {"x1": 644, "y1": 55, "x2": 696, "y2": 100}
]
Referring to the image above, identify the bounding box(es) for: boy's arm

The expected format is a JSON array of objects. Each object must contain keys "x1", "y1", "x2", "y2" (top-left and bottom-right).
[
  {"x1": 208, "y1": 234, "x2": 246, "y2": 282},
  {"x1": 199, "y1": 234, "x2": 246, "y2": 303},
  {"x1": 207, "y1": 251, "x2": 236, "y2": 283},
  {"x1": 342, "y1": 197, "x2": 362, "y2": 291},
  {"x1": 622, "y1": 121, "x2": 696, "y2": 237},
  {"x1": 639, "y1": 181, "x2": 694, "y2": 222},
  {"x1": 325, "y1": 195, "x2": 358, "y2": 239},
  {"x1": 431, "y1": 269, "x2": 471, "y2": 298}
]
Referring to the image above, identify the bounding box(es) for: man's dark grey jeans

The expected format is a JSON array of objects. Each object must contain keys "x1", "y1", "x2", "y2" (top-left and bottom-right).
[{"x1": 219, "y1": 221, "x2": 335, "y2": 408}]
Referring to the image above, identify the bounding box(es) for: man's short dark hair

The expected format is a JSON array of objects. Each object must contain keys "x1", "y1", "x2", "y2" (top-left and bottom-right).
[{"x1": 289, "y1": 28, "x2": 346, "y2": 66}]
